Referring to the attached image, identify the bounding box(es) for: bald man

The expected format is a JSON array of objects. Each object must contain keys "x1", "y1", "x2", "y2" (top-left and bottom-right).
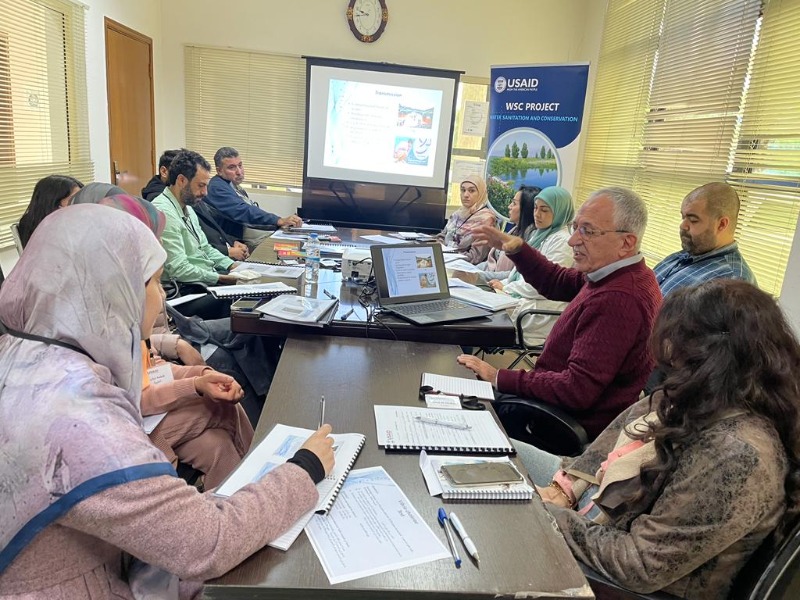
[{"x1": 654, "y1": 182, "x2": 755, "y2": 296}]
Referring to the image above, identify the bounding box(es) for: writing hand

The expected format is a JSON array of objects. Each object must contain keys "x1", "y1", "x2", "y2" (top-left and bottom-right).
[
  {"x1": 456, "y1": 354, "x2": 498, "y2": 384},
  {"x1": 301, "y1": 424, "x2": 336, "y2": 476}
]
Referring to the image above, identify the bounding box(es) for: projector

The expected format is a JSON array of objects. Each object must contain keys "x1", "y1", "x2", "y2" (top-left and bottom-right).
[{"x1": 341, "y1": 248, "x2": 373, "y2": 283}]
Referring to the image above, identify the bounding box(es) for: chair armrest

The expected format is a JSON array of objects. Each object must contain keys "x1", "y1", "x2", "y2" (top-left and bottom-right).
[
  {"x1": 494, "y1": 396, "x2": 588, "y2": 456},
  {"x1": 513, "y1": 307, "x2": 563, "y2": 348}
]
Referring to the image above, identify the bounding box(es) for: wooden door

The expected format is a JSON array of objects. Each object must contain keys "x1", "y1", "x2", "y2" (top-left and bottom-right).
[{"x1": 105, "y1": 18, "x2": 154, "y2": 195}]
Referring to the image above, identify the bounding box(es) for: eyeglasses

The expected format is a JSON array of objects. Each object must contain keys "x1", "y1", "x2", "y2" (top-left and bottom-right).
[{"x1": 569, "y1": 223, "x2": 630, "y2": 238}]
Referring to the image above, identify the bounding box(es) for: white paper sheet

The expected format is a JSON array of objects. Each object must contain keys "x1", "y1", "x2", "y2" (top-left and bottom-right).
[
  {"x1": 424, "y1": 394, "x2": 463, "y2": 410},
  {"x1": 450, "y1": 287, "x2": 520, "y2": 311},
  {"x1": 421, "y1": 373, "x2": 494, "y2": 400},
  {"x1": 289, "y1": 223, "x2": 337, "y2": 232},
  {"x1": 361, "y1": 234, "x2": 408, "y2": 244},
  {"x1": 305, "y1": 466, "x2": 450, "y2": 584},
  {"x1": 444, "y1": 259, "x2": 485, "y2": 273},
  {"x1": 166, "y1": 293, "x2": 207, "y2": 307},
  {"x1": 231, "y1": 262, "x2": 305, "y2": 279}
]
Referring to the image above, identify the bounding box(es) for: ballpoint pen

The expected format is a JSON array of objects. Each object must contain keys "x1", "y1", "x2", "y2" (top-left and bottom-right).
[
  {"x1": 414, "y1": 415, "x2": 472, "y2": 430},
  {"x1": 438, "y1": 508, "x2": 462, "y2": 568},
  {"x1": 323, "y1": 289, "x2": 336, "y2": 300},
  {"x1": 450, "y1": 511, "x2": 480, "y2": 563},
  {"x1": 318, "y1": 395, "x2": 326, "y2": 428},
  {"x1": 339, "y1": 307, "x2": 355, "y2": 321}
]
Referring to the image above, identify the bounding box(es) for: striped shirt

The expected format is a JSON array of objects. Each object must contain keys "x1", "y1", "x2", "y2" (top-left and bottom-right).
[{"x1": 654, "y1": 242, "x2": 756, "y2": 296}]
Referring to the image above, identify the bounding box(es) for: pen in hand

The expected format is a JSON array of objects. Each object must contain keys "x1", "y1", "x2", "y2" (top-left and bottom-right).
[
  {"x1": 438, "y1": 508, "x2": 462, "y2": 568},
  {"x1": 319, "y1": 395, "x2": 326, "y2": 429},
  {"x1": 450, "y1": 511, "x2": 480, "y2": 563}
]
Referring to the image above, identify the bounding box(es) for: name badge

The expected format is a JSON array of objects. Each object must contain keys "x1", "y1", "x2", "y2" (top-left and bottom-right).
[{"x1": 147, "y1": 363, "x2": 174, "y2": 386}]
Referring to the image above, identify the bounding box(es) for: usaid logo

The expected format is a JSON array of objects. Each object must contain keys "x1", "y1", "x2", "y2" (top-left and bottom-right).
[{"x1": 494, "y1": 76, "x2": 507, "y2": 93}]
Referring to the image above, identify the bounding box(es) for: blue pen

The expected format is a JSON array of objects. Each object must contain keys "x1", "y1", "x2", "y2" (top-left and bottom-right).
[{"x1": 437, "y1": 507, "x2": 462, "y2": 568}]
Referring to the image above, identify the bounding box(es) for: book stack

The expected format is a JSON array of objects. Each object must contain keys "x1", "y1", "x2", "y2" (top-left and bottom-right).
[
  {"x1": 256, "y1": 294, "x2": 338, "y2": 327},
  {"x1": 420, "y1": 452, "x2": 534, "y2": 501}
]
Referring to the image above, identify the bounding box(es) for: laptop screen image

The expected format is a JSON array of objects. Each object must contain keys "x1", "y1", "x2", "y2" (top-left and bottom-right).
[{"x1": 370, "y1": 243, "x2": 451, "y2": 306}]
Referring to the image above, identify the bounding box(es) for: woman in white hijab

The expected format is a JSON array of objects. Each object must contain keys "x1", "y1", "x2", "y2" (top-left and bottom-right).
[{"x1": 0, "y1": 205, "x2": 334, "y2": 599}]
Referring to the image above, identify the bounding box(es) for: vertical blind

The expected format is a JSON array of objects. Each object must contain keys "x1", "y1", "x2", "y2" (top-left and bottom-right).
[
  {"x1": 184, "y1": 46, "x2": 306, "y2": 189},
  {"x1": 0, "y1": 0, "x2": 93, "y2": 248},
  {"x1": 576, "y1": 0, "x2": 800, "y2": 296}
]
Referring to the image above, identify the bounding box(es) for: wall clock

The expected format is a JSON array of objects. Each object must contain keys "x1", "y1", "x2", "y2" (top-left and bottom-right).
[{"x1": 346, "y1": 0, "x2": 388, "y2": 43}]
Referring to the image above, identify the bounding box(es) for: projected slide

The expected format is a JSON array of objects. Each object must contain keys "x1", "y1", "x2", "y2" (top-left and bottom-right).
[
  {"x1": 323, "y1": 79, "x2": 442, "y2": 179},
  {"x1": 306, "y1": 64, "x2": 457, "y2": 189}
]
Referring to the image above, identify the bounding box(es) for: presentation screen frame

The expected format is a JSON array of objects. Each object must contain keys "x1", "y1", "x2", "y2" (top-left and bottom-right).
[{"x1": 301, "y1": 56, "x2": 462, "y2": 231}]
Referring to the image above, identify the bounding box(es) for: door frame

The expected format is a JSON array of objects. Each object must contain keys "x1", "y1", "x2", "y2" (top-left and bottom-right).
[{"x1": 104, "y1": 17, "x2": 155, "y2": 184}]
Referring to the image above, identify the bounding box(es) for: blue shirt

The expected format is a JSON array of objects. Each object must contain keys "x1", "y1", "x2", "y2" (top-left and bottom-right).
[
  {"x1": 204, "y1": 175, "x2": 280, "y2": 238},
  {"x1": 654, "y1": 242, "x2": 756, "y2": 296}
]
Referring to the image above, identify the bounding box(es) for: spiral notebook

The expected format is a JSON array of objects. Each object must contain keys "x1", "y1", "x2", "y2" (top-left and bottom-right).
[
  {"x1": 373, "y1": 405, "x2": 514, "y2": 454},
  {"x1": 208, "y1": 281, "x2": 298, "y2": 299},
  {"x1": 213, "y1": 424, "x2": 365, "y2": 550},
  {"x1": 420, "y1": 452, "x2": 534, "y2": 501}
]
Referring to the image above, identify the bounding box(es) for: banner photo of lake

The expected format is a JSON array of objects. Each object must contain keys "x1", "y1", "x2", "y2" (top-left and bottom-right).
[{"x1": 487, "y1": 63, "x2": 588, "y2": 216}]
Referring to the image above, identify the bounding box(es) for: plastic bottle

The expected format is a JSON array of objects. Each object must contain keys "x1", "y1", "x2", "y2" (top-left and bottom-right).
[{"x1": 304, "y1": 233, "x2": 321, "y2": 283}]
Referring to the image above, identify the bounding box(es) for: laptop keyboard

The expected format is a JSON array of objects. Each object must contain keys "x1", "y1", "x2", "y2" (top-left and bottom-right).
[{"x1": 390, "y1": 298, "x2": 471, "y2": 315}]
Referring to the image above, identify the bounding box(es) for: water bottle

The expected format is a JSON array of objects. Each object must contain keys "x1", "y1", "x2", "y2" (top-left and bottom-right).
[{"x1": 305, "y1": 233, "x2": 321, "y2": 283}]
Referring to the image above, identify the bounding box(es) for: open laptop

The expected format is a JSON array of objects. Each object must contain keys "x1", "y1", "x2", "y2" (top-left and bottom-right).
[{"x1": 370, "y1": 242, "x2": 491, "y2": 325}]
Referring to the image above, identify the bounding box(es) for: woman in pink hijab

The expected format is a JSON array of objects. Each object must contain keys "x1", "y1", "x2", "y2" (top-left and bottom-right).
[
  {"x1": 0, "y1": 205, "x2": 334, "y2": 598},
  {"x1": 436, "y1": 175, "x2": 497, "y2": 264}
]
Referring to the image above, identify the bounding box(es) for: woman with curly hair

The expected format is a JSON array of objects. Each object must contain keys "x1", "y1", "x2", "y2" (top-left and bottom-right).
[{"x1": 517, "y1": 279, "x2": 800, "y2": 599}]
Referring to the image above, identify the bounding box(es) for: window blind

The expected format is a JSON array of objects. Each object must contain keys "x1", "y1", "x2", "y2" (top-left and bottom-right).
[
  {"x1": 635, "y1": 0, "x2": 761, "y2": 262},
  {"x1": 728, "y1": 0, "x2": 800, "y2": 295},
  {"x1": 184, "y1": 46, "x2": 306, "y2": 189},
  {"x1": 0, "y1": 0, "x2": 93, "y2": 248},
  {"x1": 573, "y1": 0, "x2": 664, "y2": 209},
  {"x1": 576, "y1": 0, "x2": 799, "y2": 295}
]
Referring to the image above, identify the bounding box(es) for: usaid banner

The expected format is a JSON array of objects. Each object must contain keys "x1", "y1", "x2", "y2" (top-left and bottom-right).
[{"x1": 487, "y1": 63, "x2": 589, "y2": 205}]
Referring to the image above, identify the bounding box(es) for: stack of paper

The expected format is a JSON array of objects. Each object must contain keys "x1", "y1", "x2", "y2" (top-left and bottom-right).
[
  {"x1": 449, "y1": 287, "x2": 520, "y2": 311},
  {"x1": 256, "y1": 294, "x2": 338, "y2": 326},
  {"x1": 231, "y1": 262, "x2": 305, "y2": 279}
]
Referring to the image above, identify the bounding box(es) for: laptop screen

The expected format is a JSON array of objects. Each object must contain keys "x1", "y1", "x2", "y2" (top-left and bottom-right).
[{"x1": 370, "y1": 242, "x2": 451, "y2": 305}]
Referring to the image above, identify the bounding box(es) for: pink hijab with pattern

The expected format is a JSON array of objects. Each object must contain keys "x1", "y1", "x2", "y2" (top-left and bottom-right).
[{"x1": 0, "y1": 204, "x2": 174, "y2": 574}]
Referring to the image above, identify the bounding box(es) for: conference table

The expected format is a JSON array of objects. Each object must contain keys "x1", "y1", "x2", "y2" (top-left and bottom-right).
[
  {"x1": 204, "y1": 335, "x2": 592, "y2": 600},
  {"x1": 230, "y1": 227, "x2": 517, "y2": 347}
]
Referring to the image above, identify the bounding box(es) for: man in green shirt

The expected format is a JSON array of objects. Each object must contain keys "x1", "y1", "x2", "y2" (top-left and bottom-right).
[{"x1": 153, "y1": 150, "x2": 240, "y2": 318}]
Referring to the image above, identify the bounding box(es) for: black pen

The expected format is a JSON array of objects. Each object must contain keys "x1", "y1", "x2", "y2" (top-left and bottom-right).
[{"x1": 323, "y1": 289, "x2": 336, "y2": 300}]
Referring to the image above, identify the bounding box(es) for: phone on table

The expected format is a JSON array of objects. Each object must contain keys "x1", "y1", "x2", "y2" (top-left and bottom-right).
[
  {"x1": 230, "y1": 298, "x2": 265, "y2": 318},
  {"x1": 441, "y1": 461, "x2": 524, "y2": 486}
]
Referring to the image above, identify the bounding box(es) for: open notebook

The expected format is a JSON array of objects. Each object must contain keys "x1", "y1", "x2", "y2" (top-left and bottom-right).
[
  {"x1": 213, "y1": 424, "x2": 365, "y2": 550},
  {"x1": 373, "y1": 405, "x2": 514, "y2": 454}
]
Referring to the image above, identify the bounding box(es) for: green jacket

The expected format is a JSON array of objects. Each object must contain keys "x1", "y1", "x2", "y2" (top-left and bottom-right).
[{"x1": 152, "y1": 189, "x2": 233, "y2": 285}]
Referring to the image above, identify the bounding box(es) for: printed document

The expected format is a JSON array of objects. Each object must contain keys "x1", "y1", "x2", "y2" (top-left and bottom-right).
[{"x1": 305, "y1": 466, "x2": 449, "y2": 584}]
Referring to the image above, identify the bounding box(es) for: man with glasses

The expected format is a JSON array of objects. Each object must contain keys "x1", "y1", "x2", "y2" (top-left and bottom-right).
[
  {"x1": 654, "y1": 182, "x2": 755, "y2": 296},
  {"x1": 458, "y1": 187, "x2": 661, "y2": 442}
]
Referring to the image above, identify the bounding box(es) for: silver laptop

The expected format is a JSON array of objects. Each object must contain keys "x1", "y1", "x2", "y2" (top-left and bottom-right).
[{"x1": 370, "y1": 242, "x2": 491, "y2": 325}]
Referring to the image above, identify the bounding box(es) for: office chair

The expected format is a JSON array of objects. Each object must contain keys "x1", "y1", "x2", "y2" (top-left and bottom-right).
[
  {"x1": 479, "y1": 307, "x2": 564, "y2": 369},
  {"x1": 581, "y1": 513, "x2": 800, "y2": 600},
  {"x1": 10, "y1": 223, "x2": 24, "y2": 255},
  {"x1": 494, "y1": 395, "x2": 588, "y2": 457}
]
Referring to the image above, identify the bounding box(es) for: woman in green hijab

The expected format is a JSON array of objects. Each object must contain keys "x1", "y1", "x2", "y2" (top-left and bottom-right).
[{"x1": 489, "y1": 186, "x2": 575, "y2": 346}]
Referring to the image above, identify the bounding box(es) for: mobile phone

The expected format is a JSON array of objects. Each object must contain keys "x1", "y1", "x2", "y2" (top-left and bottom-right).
[
  {"x1": 230, "y1": 298, "x2": 264, "y2": 318},
  {"x1": 440, "y1": 462, "x2": 524, "y2": 486}
]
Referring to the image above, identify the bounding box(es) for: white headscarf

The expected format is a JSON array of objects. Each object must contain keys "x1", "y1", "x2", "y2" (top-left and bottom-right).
[{"x1": 0, "y1": 205, "x2": 173, "y2": 574}]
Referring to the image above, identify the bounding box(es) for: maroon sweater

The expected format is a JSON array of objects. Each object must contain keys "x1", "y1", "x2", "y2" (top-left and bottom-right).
[{"x1": 497, "y1": 244, "x2": 662, "y2": 439}]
